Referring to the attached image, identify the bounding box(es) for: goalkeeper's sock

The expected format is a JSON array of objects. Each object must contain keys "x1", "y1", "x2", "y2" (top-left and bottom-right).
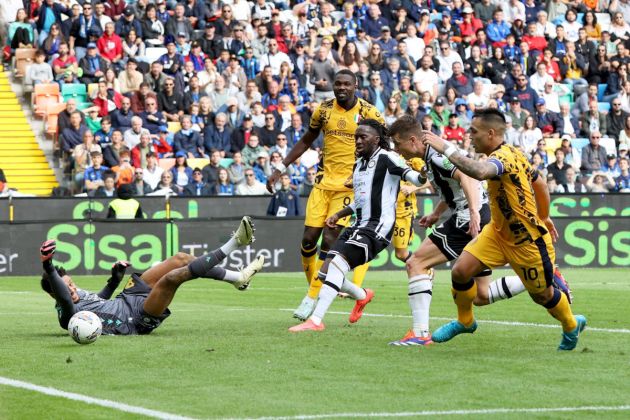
[
  {"x1": 545, "y1": 288, "x2": 577, "y2": 332},
  {"x1": 220, "y1": 237, "x2": 238, "y2": 255},
  {"x1": 203, "y1": 266, "x2": 241, "y2": 283},
  {"x1": 300, "y1": 244, "x2": 318, "y2": 285},
  {"x1": 488, "y1": 276, "x2": 526, "y2": 303},
  {"x1": 188, "y1": 249, "x2": 226, "y2": 278},
  {"x1": 307, "y1": 252, "x2": 327, "y2": 299},
  {"x1": 352, "y1": 262, "x2": 370, "y2": 288},
  {"x1": 452, "y1": 279, "x2": 476, "y2": 327}
]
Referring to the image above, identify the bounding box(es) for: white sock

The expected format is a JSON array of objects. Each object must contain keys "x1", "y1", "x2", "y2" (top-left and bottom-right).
[
  {"x1": 310, "y1": 256, "x2": 348, "y2": 325},
  {"x1": 408, "y1": 274, "x2": 433, "y2": 337},
  {"x1": 220, "y1": 236, "x2": 239, "y2": 255},
  {"x1": 340, "y1": 280, "x2": 367, "y2": 300},
  {"x1": 222, "y1": 269, "x2": 241, "y2": 283},
  {"x1": 488, "y1": 276, "x2": 526, "y2": 303}
]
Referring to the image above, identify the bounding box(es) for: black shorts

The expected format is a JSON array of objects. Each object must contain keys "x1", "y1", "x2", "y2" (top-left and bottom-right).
[
  {"x1": 329, "y1": 226, "x2": 389, "y2": 269},
  {"x1": 429, "y1": 204, "x2": 492, "y2": 276},
  {"x1": 118, "y1": 274, "x2": 171, "y2": 335}
]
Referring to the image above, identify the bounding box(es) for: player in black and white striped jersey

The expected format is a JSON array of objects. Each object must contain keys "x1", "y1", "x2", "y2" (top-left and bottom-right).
[
  {"x1": 387, "y1": 115, "x2": 526, "y2": 346},
  {"x1": 289, "y1": 119, "x2": 428, "y2": 332}
]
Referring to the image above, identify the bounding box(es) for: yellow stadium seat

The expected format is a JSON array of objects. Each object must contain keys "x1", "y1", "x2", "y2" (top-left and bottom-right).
[{"x1": 168, "y1": 122, "x2": 181, "y2": 133}]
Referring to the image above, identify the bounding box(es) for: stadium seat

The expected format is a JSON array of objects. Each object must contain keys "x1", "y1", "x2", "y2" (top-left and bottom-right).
[
  {"x1": 87, "y1": 83, "x2": 99, "y2": 98},
  {"x1": 33, "y1": 83, "x2": 61, "y2": 118},
  {"x1": 61, "y1": 84, "x2": 88, "y2": 103},
  {"x1": 44, "y1": 102, "x2": 67, "y2": 139},
  {"x1": 168, "y1": 121, "x2": 181, "y2": 133},
  {"x1": 14, "y1": 48, "x2": 36, "y2": 78},
  {"x1": 598, "y1": 102, "x2": 610, "y2": 113},
  {"x1": 22, "y1": 64, "x2": 34, "y2": 94},
  {"x1": 219, "y1": 158, "x2": 234, "y2": 168},
  {"x1": 188, "y1": 157, "x2": 209, "y2": 169},
  {"x1": 597, "y1": 84, "x2": 607, "y2": 101},
  {"x1": 76, "y1": 101, "x2": 93, "y2": 110},
  {"x1": 159, "y1": 158, "x2": 175, "y2": 171}
]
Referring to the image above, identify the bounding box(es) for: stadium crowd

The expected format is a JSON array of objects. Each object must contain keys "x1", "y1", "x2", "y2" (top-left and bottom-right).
[{"x1": 2, "y1": 0, "x2": 630, "y2": 197}]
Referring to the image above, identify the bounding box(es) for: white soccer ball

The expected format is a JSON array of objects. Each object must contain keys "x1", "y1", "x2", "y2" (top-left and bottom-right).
[{"x1": 68, "y1": 311, "x2": 102, "y2": 345}]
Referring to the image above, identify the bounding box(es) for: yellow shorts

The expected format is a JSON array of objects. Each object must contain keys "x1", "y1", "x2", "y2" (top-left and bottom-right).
[
  {"x1": 304, "y1": 188, "x2": 353, "y2": 228},
  {"x1": 464, "y1": 224, "x2": 556, "y2": 295},
  {"x1": 392, "y1": 212, "x2": 414, "y2": 249}
]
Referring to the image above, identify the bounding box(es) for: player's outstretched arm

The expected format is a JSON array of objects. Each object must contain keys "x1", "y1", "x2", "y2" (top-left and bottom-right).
[
  {"x1": 421, "y1": 131, "x2": 498, "y2": 180},
  {"x1": 267, "y1": 127, "x2": 320, "y2": 192},
  {"x1": 418, "y1": 200, "x2": 449, "y2": 228},
  {"x1": 532, "y1": 174, "x2": 559, "y2": 242},
  {"x1": 97, "y1": 261, "x2": 131, "y2": 299},
  {"x1": 326, "y1": 205, "x2": 355, "y2": 228},
  {"x1": 40, "y1": 240, "x2": 76, "y2": 328}
]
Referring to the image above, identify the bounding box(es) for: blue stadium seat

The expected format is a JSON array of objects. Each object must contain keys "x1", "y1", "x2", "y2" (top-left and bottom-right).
[
  {"x1": 597, "y1": 84, "x2": 607, "y2": 101},
  {"x1": 598, "y1": 102, "x2": 611, "y2": 113}
]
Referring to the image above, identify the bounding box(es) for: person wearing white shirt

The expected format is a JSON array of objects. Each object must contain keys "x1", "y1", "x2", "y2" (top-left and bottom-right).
[
  {"x1": 505, "y1": 0, "x2": 526, "y2": 23},
  {"x1": 535, "y1": 11, "x2": 557, "y2": 39},
  {"x1": 563, "y1": 9, "x2": 583, "y2": 42},
  {"x1": 541, "y1": 83, "x2": 561, "y2": 113},
  {"x1": 413, "y1": 56, "x2": 439, "y2": 100},
  {"x1": 403, "y1": 25, "x2": 425, "y2": 64},
  {"x1": 466, "y1": 80, "x2": 490, "y2": 110},
  {"x1": 436, "y1": 43, "x2": 463, "y2": 81},
  {"x1": 259, "y1": 40, "x2": 293, "y2": 76},
  {"x1": 143, "y1": 152, "x2": 164, "y2": 190},
  {"x1": 124, "y1": 117, "x2": 150, "y2": 150},
  {"x1": 529, "y1": 62, "x2": 555, "y2": 95},
  {"x1": 236, "y1": 169, "x2": 270, "y2": 195}
]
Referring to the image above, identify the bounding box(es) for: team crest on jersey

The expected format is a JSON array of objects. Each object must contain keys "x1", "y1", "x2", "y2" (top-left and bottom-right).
[
  {"x1": 368, "y1": 160, "x2": 376, "y2": 168},
  {"x1": 337, "y1": 118, "x2": 347, "y2": 129},
  {"x1": 125, "y1": 279, "x2": 135, "y2": 289}
]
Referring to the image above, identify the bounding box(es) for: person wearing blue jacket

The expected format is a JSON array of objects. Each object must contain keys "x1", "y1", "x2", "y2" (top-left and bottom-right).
[{"x1": 267, "y1": 174, "x2": 300, "y2": 217}]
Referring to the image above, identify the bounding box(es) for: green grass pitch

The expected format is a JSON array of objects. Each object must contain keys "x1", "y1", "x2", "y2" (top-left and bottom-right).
[{"x1": 1, "y1": 268, "x2": 629, "y2": 419}]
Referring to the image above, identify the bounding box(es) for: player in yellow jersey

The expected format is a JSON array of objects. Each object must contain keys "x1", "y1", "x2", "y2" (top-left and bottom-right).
[
  {"x1": 392, "y1": 181, "x2": 421, "y2": 262},
  {"x1": 267, "y1": 70, "x2": 384, "y2": 321},
  {"x1": 422, "y1": 109, "x2": 586, "y2": 350}
]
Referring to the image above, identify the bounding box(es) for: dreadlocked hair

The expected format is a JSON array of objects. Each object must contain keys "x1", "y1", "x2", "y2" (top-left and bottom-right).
[
  {"x1": 41, "y1": 265, "x2": 67, "y2": 295},
  {"x1": 358, "y1": 119, "x2": 391, "y2": 150}
]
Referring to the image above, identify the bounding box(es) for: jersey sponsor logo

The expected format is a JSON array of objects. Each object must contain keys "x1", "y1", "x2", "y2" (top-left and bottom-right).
[{"x1": 442, "y1": 158, "x2": 454, "y2": 170}]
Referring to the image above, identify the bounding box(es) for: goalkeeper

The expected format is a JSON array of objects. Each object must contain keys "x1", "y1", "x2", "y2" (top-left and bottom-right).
[{"x1": 39, "y1": 217, "x2": 264, "y2": 335}]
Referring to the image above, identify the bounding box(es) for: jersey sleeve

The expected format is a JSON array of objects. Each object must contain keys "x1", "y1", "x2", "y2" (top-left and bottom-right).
[
  {"x1": 42, "y1": 260, "x2": 76, "y2": 329},
  {"x1": 365, "y1": 104, "x2": 385, "y2": 124},
  {"x1": 383, "y1": 152, "x2": 425, "y2": 186},
  {"x1": 309, "y1": 103, "x2": 324, "y2": 131}
]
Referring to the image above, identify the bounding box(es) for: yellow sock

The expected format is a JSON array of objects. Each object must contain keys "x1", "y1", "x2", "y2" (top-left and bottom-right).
[
  {"x1": 452, "y1": 280, "x2": 477, "y2": 327},
  {"x1": 352, "y1": 262, "x2": 370, "y2": 287},
  {"x1": 307, "y1": 257, "x2": 326, "y2": 299},
  {"x1": 300, "y1": 245, "x2": 317, "y2": 285},
  {"x1": 546, "y1": 289, "x2": 577, "y2": 332}
]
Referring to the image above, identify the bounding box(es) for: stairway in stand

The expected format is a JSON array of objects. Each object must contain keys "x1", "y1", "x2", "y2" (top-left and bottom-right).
[{"x1": 0, "y1": 65, "x2": 58, "y2": 196}]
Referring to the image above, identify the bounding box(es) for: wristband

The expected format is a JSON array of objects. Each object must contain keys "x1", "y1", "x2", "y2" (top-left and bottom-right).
[
  {"x1": 274, "y1": 162, "x2": 287, "y2": 173},
  {"x1": 443, "y1": 144, "x2": 459, "y2": 158}
]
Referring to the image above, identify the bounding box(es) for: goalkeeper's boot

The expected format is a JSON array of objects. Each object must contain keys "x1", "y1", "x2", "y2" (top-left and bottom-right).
[
  {"x1": 432, "y1": 320, "x2": 477, "y2": 343},
  {"x1": 558, "y1": 315, "x2": 587, "y2": 351},
  {"x1": 388, "y1": 330, "x2": 433, "y2": 346},
  {"x1": 349, "y1": 288, "x2": 374, "y2": 323},
  {"x1": 293, "y1": 295, "x2": 316, "y2": 321},
  {"x1": 288, "y1": 318, "x2": 325, "y2": 332},
  {"x1": 234, "y1": 216, "x2": 255, "y2": 246},
  {"x1": 234, "y1": 256, "x2": 265, "y2": 291},
  {"x1": 553, "y1": 267, "x2": 573, "y2": 304}
]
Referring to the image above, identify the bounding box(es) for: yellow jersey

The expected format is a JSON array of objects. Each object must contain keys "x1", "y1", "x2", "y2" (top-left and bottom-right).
[
  {"x1": 396, "y1": 181, "x2": 418, "y2": 218},
  {"x1": 487, "y1": 143, "x2": 547, "y2": 246},
  {"x1": 309, "y1": 97, "x2": 384, "y2": 191}
]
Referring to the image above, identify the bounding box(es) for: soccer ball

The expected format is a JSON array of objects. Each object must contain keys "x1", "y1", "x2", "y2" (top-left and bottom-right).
[{"x1": 68, "y1": 311, "x2": 102, "y2": 345}]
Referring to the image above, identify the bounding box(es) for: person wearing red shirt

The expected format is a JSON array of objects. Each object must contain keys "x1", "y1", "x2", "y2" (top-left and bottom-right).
[
  {"x1": 93, "y1": 80, "x2": 124, "y2": 117},
  {"x1": 97, "y1": 22, "x2": 123, "y2": 68},
  {"x1": 443, "y1": 114, "x2": 465, "y2": 143},
  {"x1": 538, "y1": 48, "x2": 563, "y2": 82},
  {"x1": 131, "y1": 131, "x2": 159, "y2": 168},
  {"x1": 104, "y1": 0, "x2": 127, "y2": 21},
  {"x1": 460, "y1": 7, "x2": 484, "y2": 43},
  {"x1": 522, "y1": 22, "x2": 548, "y2": 56}
]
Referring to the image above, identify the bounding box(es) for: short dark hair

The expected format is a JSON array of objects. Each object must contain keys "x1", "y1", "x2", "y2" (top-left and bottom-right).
[
  {"x1": 389, "y1": 115, "x2": 422, "y2": 142},
  {"x1": 335, "y1": 69, "x2": 357, "y2": 83},
  {"x1": 41, "y1": 266, "x2": 67, "y2": 295},
  {"x1": 472, "y1": 108, "x2": 507, "y2": 132}
]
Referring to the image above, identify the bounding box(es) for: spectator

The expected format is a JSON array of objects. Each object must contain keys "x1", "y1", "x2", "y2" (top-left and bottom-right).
[
  {"x1": 520, "y1": 115, "x2": 543, "y2": 155},
  {"x1": 118, "y1": 59, "x2": 143, "y2": 95},
  {"x1": 298, "y1": 167, "x2": 316, "y2": 197},
  {"x1": 586, "y1": 172, "x2": 615, "y2": 192},
  {"x1": 269, "y1": 134, "x2": 291, "y2": 159},
  {"x1": 429, "y1": 98, "x2": 450, "y2": 131},
  {"x1": 201, "y1": 149, "x2": 222, "y2": 185},
  {"x1": 384, "y1": 96, "x2": 404, "y2": 127},
  {"x1": 84, "y1": 151, "x2": 109, "y2": 194},
  {"x1": 69, "y1": 2, "x2": 102, "y2": 61},
  {"x1": 557, "y1": 166, "x2": 587, "y2": 193},
  {"x1": 97, "y1": 22, "x2": 123, "y2": 69},
  {"x1": 153, "y1": 171, "x2": 179, "y2": 196},
  {"x1": 183, "y1": 167, "x2": 216, "y2": 196},
  {"x1": 94, "y1": 171, "x2": 118, "y2": 198},
  {"x1": 170, "y1": 152, "x2": 193, "y2": 193},
  {"x1": 123, "y1": 116, "x2": 149, "y2": 149},
  {"x1": 130, "y1": 166, "x2": 153, "y2": 196},
  {"x1": 140, "y1": 97, "x2": 167, "y2": 135},
  {"x1": 547, "y1": 148, "x2": 572, "y2": 185},
  {"x1": 203, "y1": 113, "x2": 232, "y2": 156},
  {"x1": 579, "y1": 100, "x2": 608, "y2": 138},
  {"x1": 28, "y1": 50, "x2": 54, "y2": 85},
  {"x1": 529, "y1": 62, "x2": 554, "y2": 95},
  {"x1": 174, "y1": 115, "x2": 204, "y2": 158},
  {"x1": 465, "y1": 80, "x2": 489, "y2": 110},
  {"x1": 92, "y1": 80, "x2": 124, "y2": 117},
  {"x1": 413, "y1": 55, "x2": 439, "y2": 101},
  {"x1": 252, "y1": 152, "x2": 270, "y2": 183},
  {"x1": 111, "y1": 97, "x2": 135, "y2": 132},
  {"x1": 266, "y1": 173, "x2": 300, "y2": 216},
  {"x1": 310, "y1": 46, "x2": 336, "y2": 102},
  {"x1": 509, "y1": 74, "x2": 539, "y2": 114},
  {"x1": 444, "y1": 114, "x2": 465, "y2": 143},
  {"x1": 142, "y1": 152, "x2": 164, "y2": 190},
  {"x1": 111, "y1": 149, "x2": 135, "y2": 186},
  {"x1": 436, "y1": 41, "x2": 463, "y2": 81},
  {"x1": 215, "y1": 168, "x2": 235, "y2": 195},
  {"x1": 61, "y1": 111, "x2": 88, "y2": 153},
  {"x1": 158, "y1": 77, "x2": 185, "y2": 122},
  {"x1": 144, "y1": 61, "x2": 168, "y2": 95},
  {"x1": 115, "y1": 6, "x2": 143, "y2": 40},
  {"x1": 236, "y1": 168, "x2": 268, "y2": 195},
  {"x1": 52, "y1": 42, "x2": 80, "y2": 85},
  {"x1": 615, "y1": 157, "x2": 630, "y2": 191},
  {"x1": 559, "y1": 103, "x2": 580, "y2": 137},
  {"x1": 535, "y1": 98, "x2": 563, "y2": 137},
  {"x1": 366, "y1": 72, "x2": 391, "y2": 113},
  {"x1": 486, "y1": 9, "x2": 511, "y2": 44},
  {"x1": 607, "y1": 99, "x2": 629, "y2": 142},
  {"x1": 131, "y1": 132, "x2": 159, "y2": 168},
  {"x1": 103, "y1": 131, "x2": 125, "y2": 167},
  {"x1": 227, "y1": 151, "x2": 247, "y2": 185},
  {"x1": 603, "y1": 154, "x2": 622, "y2": 177},
  {"x1": 73, "y1": 131, "x2": 101, "y2": 189},
  {"x1": 258, "y1": 113, "x2": 282, "y2": 147},
  {"x1": 581, "y1": 131, "x2": 608, "y2": 175},
  {"x1": 94, "y1": 116, "x2": 114, "y2": 147},
  {"x1": 130, "y1": 82, "x2": 157, "y2": 114}
]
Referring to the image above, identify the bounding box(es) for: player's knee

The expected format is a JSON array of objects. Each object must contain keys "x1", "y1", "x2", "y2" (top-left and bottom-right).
[
  {"x1": 451, "y1": 263, "x2": 470, "y2": 282},
  {"x1": 473, "y1": 294, "x2": 490, "y2": 306},
  {"x1": 405, "y1": 254, "x2": 426, "y2": 274},
  {"x1": 530, "y1": 289, "x2": 552, "y2": 305},
  {"x1": 174, "y1": 252, "x2": 194, "y2": 266}
]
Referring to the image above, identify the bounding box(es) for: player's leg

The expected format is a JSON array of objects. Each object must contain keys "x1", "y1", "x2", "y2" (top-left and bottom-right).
[
  {"x1": 508, "y1": 236, "x2": 585, "y2": 350},
  {"x1": 301, "y1": 188, "x2": 330, "y2": 284},
  {"x1": 432, "y1": 227, "x2": 506, "y2": 343},
  {"x1": 140, "y1": 253, "x2": 195, "y2": 288},
  {"x1": 389, "y1": 238, "x2": 447, "y2": 346},
  {"x1": 474, "y1": 273, "x2": 526, "y2": 306}
]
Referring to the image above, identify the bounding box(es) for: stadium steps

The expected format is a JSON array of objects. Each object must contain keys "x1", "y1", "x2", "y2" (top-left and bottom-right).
[{"x1": 0, "y1": 68, "x2": 58, "y2": 196}]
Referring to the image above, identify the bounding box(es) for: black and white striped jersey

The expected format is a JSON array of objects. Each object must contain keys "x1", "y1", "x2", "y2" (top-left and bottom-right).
[
  {"x1": 424, "y1": 146, "x2": 488, "y2": 221},
  {"x1": 349, "y1": 148, "x2": 424, "y2": 241}
]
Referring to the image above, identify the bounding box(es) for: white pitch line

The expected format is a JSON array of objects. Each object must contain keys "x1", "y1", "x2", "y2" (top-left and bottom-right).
[
  {"x1": 279, "y1": 309, "x2": 630, "y2": 334},
  {"x1": 249, "y1": 405, "x2": 630, "y2": 419},
  {"x1": 0, "y1": 377, "x2": 198, "y2": 420}
]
